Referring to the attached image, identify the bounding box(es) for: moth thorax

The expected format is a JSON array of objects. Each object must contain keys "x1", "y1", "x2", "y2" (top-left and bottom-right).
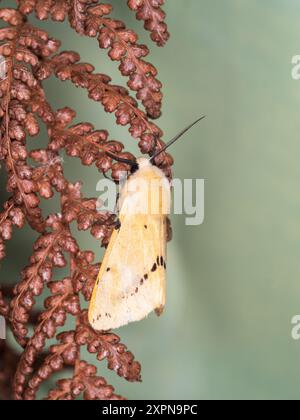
[{"x1": 136, "y1": 157, "x2": 152, "y2": 170}]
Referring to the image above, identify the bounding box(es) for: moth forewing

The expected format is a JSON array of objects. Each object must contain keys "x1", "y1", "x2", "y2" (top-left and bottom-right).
[{"x1": 89, "y1": 158, "x2": 171, "y2": 331}]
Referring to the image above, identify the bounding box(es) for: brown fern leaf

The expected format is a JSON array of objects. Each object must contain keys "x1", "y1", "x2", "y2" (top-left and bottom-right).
[
  {"x1": 0, "y1": 11, "x2": 61, "y2": 233},
  {"x1": 18, "y1": 1, "x2": 164, "y2": 118},
  {"x1": 30, "y1": 149, "x2": 67, "y2": 198},
  {"x1": 24, "y1": 330, "x2": 79, "y2": 400},
  {"x1": 10, "y1": 214, "x2": 77, "y2": 347},
  {"x1": 76, "y1": 311, "x2": 142, "y2": 382},
  {"x1": 36, "y1": 52, "x2": 160, "y2": 136},
  {"x1": 61, "y1": 182, "x2": 116, "y2": 244},
  {"x1": 46, "y1": 106, "x2": 136, "y2": 178},
  {"x1": 14, "y1": 274, "x2": 81, "y2": 400},
  {"x1": 35, "y1": 51, "x2": 173, "y2": 176},
  {"x1": 24, "y1": 329, "x2": 125, "y2": 400},
  {"x1": 72, "y1": 250, "x2": 100, "y2": 301},
  {"x1": 47, "y1": 361, "x2": 124, "y2": 400},
  {"x1": 69, "y1": 1, "x2": 164, "y2": 119},
  {"x1": 127, "y1": 0, "x2": 170, "y2": 47},
  {"x1": 0, "y1": 287, "x2": 9, "y2": 317},
  {"x1": 1, "y1": 0, "x2": 170, "y2": 401},
  {"x1": 17, "y1": 0, "x2": 69, "y2": 22},
  {"x1": 0, "y1": 341, "x2": 19, "y2": 400},
  {"x1": 0, "y1": 200, "x2": 25, "y2": 260}
]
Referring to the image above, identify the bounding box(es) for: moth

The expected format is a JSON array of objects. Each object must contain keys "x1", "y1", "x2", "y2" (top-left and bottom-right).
[{"x1": 89, "y1": 117, "x2": 205, "y2": 331}]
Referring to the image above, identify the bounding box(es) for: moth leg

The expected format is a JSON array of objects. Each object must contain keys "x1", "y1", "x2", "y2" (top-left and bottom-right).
[
  {"x1": 114, "y1": 218, "x2": 121, "y2": 230},
  {"x1": 111, "y1": 191, "x2": 121, "y2": 222},
  {"x1": 111, "y1": 196, "x2": 121, "y2": 230},
  {"x1": 103, "y1": 172, "x2": 121, "y2": 221}
]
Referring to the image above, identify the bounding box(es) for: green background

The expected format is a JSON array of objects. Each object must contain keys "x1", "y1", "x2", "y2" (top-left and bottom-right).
[{"x1": 1, "y1": 0, "x2": 300, "y2": 400}]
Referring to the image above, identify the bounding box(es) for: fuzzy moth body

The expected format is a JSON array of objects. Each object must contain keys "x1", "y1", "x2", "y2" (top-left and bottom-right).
[{"x1": 89, "y1": 158, "x2": 171, "y2": 331}]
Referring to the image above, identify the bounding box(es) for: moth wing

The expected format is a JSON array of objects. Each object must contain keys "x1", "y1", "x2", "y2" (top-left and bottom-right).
[{"x1": 88, "y1": 214, "x2": 167, "y2": 331}]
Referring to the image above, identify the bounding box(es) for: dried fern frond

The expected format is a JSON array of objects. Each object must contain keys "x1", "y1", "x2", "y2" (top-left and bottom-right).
[
  {"x1": 127, "y1": 0, "x2": 170, "y2": 47},
  {"x1": 0, "y1": 0, "x2": 170, "y2": 400}
]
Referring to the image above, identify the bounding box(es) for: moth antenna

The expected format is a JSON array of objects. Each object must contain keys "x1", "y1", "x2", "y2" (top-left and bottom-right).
[{"x1": 150, "y1": 116, "x2": 206, "y2": 162}]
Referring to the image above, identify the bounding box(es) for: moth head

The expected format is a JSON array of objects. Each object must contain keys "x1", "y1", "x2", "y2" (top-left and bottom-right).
[
  {"x1": 127, "y1": 157, "x2": 149, "y2": 175},
  {"x1": 107, "y1": 116, "x2": 206, "y2": 175},
  {"x1": 137, "y1": 157, "x2": 152, "y2": 169}
]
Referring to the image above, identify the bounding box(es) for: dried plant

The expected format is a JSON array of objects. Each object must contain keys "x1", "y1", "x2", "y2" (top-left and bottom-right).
[{"x1": 0, "y1": 1, "x2": 171, "y2": 400}]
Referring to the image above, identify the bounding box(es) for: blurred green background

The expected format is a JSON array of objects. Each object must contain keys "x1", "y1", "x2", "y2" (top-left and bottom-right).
[{"x1": 2, "y1": 0, "x2": 300, "y2": 400}]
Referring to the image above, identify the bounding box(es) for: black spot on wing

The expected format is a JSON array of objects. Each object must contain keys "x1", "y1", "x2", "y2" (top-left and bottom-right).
[
  {"x1": 151, "y1": 263, "x2": 157, "y2": 272},
  {"x1": 155, "y1": 255, "x2": 166, "y2": 267}
]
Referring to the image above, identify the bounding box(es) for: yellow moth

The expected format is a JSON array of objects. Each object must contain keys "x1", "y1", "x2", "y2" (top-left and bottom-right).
[{"x1": 89, "y1": 117, "x2": 205, "y2": 331}]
